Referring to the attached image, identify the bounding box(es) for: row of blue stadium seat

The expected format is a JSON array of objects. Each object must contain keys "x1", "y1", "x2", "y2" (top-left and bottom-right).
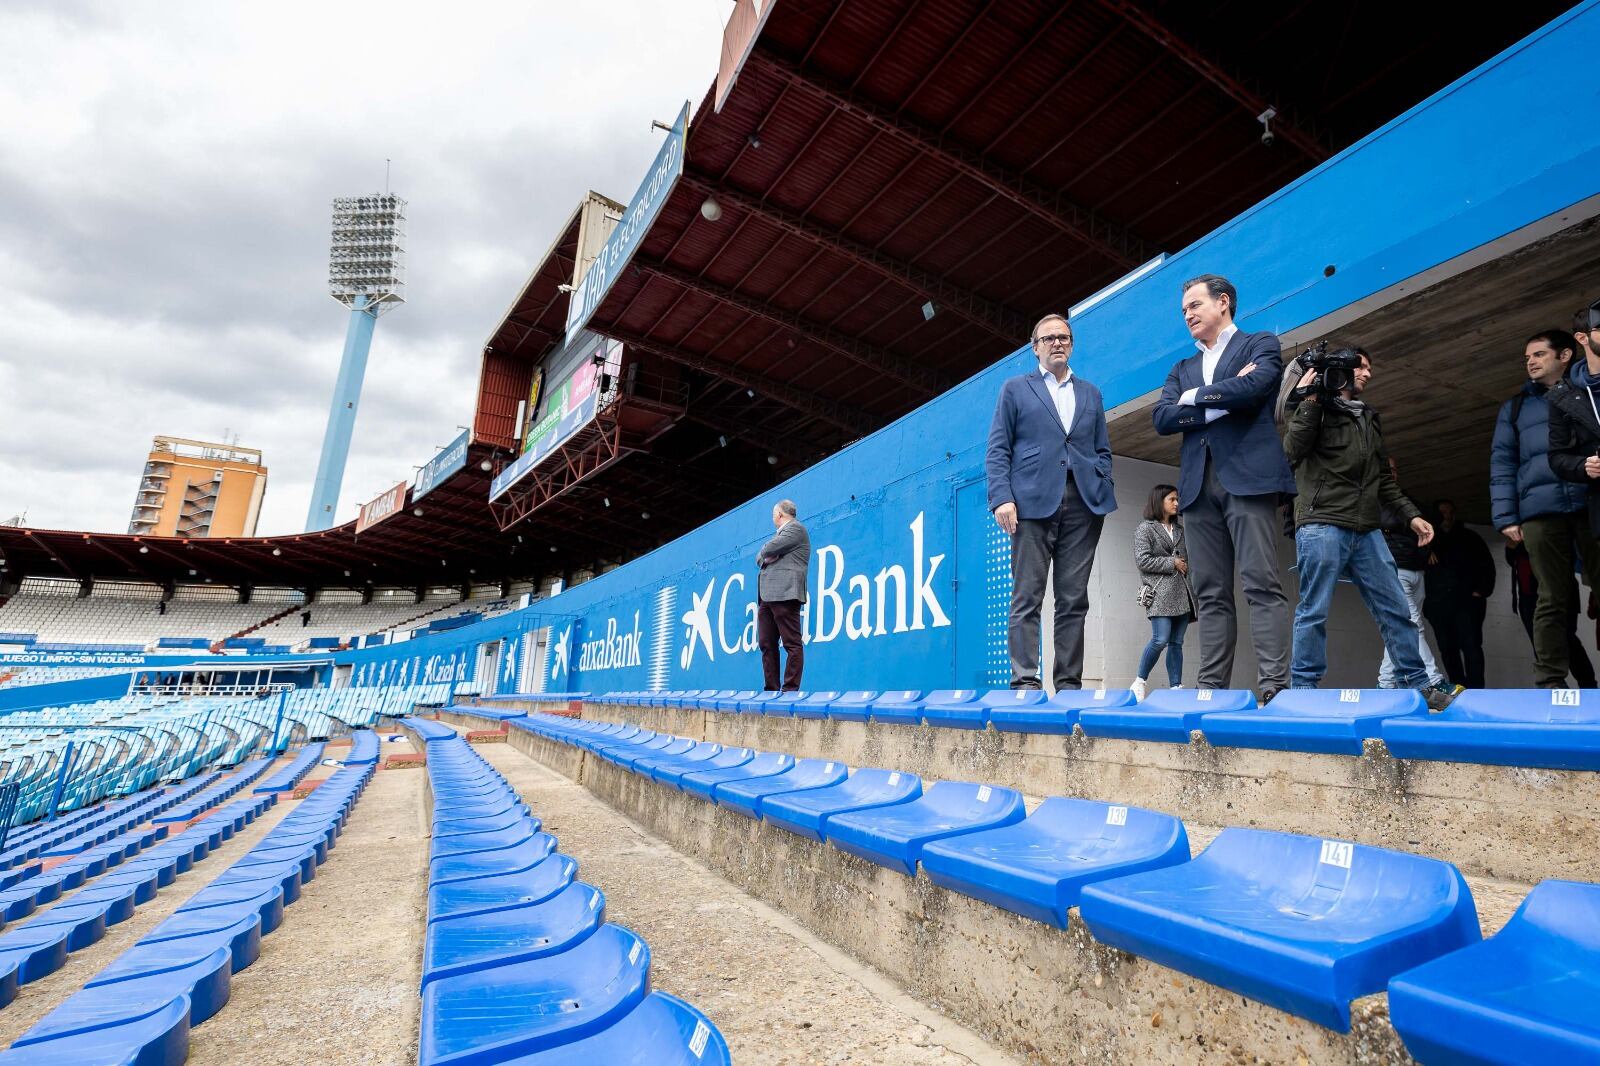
[
  {"x1": 408, "y1": 719, "x2": 730, "y2": 1066},
  {"x1": 0, "y1": 788, "x2": 276, "y2": 1005},
  {"x1": 251, "y1": 741, "x2": 327, "y2": 793},
  {"x1": 0, "y1": 752, "x2": 374, "y2": 1063},
  {"x1": 0, "y1": 759, "x2": 268, "y2": 930},
  {"x1": 586, "y1": 686, "x2": 1600, "y2": 769},
  {"x1": 0, "y1": 774, "x2": 217, "y2": 872},
  {"x1": 508, "y1": 711, "x2": 1600, "y2": 1060}
]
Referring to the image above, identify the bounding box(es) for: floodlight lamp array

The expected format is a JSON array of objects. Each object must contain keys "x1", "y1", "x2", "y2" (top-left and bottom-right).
[{"x1": 328, "y1": 194, "x2": 408, "y2": 310}]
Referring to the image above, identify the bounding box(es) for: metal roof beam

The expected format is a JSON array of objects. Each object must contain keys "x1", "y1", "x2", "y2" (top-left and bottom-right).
[
  {"x1": 602, "y1": 327, "x2": 877, "y2": 437},
  {"x1": 681, "y1": 171, "x2": 1028, "y2": 343},
  {"x1": 1090, "y1": 0, "x2": 1330, "y2": 163},
  {"x1": 749, "y1": 47, "x2": 1159, "y2": 269},
  {"x1": 632, "y1": 256, "x2": 947, "y2": 396}
]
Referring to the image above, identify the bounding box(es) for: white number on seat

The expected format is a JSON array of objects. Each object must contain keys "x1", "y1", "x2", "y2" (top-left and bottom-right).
[
  {"x1": 1553, "y1": 689, "x2": 1581, "y2": 706},
  {"x1": 689, "y1": 1021, "x2": 711, "y2": 1057},
  {"x1": 1106, "y1": 805, "x2": 1128, "y2": 826},
  {"x1": 976, "y1": 785, "x2": 992, "y2": 802},
  {"x1": 628, "y1": 940, "x2": 642, "y2": 965},
  {"x1": 1093, "y1": 688, "x2": 1106, "y2": 699},
  {"x1": 887, "y1": 772, "x2": 900, "y2": 785},
  {"x1": 1339, "y1": 689, "x2": 1361, "y2": 703},
  {"x1": 1319, "y1": 840, "x2": 1354, "y2": 869},
  {"x1": 1197, "y1": 690, "x2": 1213, "y2": 702}
]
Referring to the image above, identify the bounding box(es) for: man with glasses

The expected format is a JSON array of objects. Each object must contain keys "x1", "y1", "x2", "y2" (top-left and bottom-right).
[
  {"x1": 986, "y1": 313, "x2": 1117, "y2": 690},
  {"x1": 1152, "y1": 274, "x2": 1296, "y2": 701}
]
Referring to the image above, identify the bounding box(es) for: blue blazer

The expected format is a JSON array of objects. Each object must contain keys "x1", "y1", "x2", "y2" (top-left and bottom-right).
[
  {"x1": 1151, "y1": 329, "x2": 1296, "y2": 509},
  {"x1": 986, "y1": 371, "x2": 1117, "y2": 519}
]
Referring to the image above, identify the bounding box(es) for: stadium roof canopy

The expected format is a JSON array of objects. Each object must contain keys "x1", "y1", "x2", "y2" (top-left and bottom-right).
[{"x1": 4, "y1": 0, "x2": 1569, "y2": 589}]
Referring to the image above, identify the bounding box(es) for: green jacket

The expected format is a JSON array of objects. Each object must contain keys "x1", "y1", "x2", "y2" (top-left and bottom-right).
[{"x1": 1283, "y1": 399, "x2": 1419, "y2": 533}]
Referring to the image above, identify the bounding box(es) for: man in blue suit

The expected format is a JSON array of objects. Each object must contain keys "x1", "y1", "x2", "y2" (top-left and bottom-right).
[
  {"x1": 986, "y1": 313, "x2": 1117, "y2": 690},
  {"x1": 1152, "y1": 274, "x2": 1296, "y2": 699}
]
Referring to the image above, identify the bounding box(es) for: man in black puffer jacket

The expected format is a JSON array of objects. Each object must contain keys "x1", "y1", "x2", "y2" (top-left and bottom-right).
[{"x1": 1549, "y1": 302, "x2": 1600, "y2": 537}]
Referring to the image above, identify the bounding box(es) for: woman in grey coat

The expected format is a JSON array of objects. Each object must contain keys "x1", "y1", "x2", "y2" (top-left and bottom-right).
[{"x1": 1132, "y1": 484, "x2": 1196, "y2": 700}]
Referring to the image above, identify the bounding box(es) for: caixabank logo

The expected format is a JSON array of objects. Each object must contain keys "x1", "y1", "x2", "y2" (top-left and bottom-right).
[{"x1": 677, "y1": 511, "x2": 950, "y2": 673}]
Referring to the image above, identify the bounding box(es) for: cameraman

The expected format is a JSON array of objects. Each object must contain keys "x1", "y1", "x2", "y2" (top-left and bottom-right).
[{"x1": 1283, "y1": 348, "x2": 1457, "y2": 706}]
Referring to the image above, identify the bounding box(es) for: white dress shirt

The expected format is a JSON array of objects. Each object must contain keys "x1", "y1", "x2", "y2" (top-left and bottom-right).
[
  {"x1": 1179, "y1": 322, "x2": 1239, "y2": 424},
  {"x1": 1038, "y1": 364, "x2": 1076, "y2": 434}
]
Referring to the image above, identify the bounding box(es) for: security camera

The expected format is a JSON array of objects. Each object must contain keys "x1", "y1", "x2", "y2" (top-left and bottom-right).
[{"x1": 1257, "y1": 107, "x2": 1277, "y2": 148}]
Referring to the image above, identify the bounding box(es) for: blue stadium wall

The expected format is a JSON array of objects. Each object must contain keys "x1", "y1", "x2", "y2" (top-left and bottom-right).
[{"x1": 321, "y1": 2, "x2": 1600, "y2": 697}]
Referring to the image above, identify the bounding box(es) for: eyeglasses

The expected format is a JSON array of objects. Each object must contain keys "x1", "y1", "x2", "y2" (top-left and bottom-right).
[{"x1": 1034, "y1": 334, "x2": 1072, "y2": 346}]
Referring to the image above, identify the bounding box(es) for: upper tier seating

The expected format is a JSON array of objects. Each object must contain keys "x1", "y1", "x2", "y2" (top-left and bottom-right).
[{"x1": 492, "y1": 706, "x2": 1600, "y2": 1051}]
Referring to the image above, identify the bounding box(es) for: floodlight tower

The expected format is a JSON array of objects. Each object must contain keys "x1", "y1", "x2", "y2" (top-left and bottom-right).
[{"x1": 304, "y1": 193, "x2": 407, "y2": 531}]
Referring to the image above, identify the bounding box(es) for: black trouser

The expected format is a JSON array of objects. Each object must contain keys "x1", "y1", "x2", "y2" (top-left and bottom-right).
[
  {"x1": 758, "y1": 599, "x2": 804, "y2": 691},
  {"x1": 1513, "y1": 569, "x2": 1596, "y2": 688},
  {"x1": 1008, "y1": 475, "x2": 1105, "y2": 690},
  {"x1": 1428, "y1": 598, "x2": 1487, "y2": 689}
]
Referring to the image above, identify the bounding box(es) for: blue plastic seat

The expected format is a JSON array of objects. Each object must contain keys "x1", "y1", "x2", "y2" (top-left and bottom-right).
[
  {"x1": 758, "y1": 692, "x2": 806, "y2": 716},
  {"x1": 732, "y1": 692, "x2": 782, "y2": 713},
  {"x1": 658, "y1": 747, "x2": 752, "y2": 790},
  {"x1": 1200, "y1": 688, "x2": 1427, "y2": 755},
  {"x1": 704, "y1": 690, "x2": 760, "y2": 713},
  {"x1": 1079, "y1": 687, "x2": 1256, "y2": 743},
  {"x1": 423, "y1": 882, "x2": 605, "y2": 987},
  {"x1": 420, "y1": 923, "x2": 651, "y2": 1065},
  {"x1": 637, "y1": 743, "x2": 722, "y2": 784},
  {"x1": 435, "y1": 807, "x2": 532, "y2": 837},
  {"x1": 428, "y1": 855, "x2": 579, "y2": 924},
  {"x1": 990, "y1": 687, "x2": 1136, "y2": 735},
  {"x1": 920, "y1": 690, "x2": 997, "y2": 730},
  {"x1": 824, "y1": 781, "x2": 1026, "y2": 876},
  {"x1": 0, "y1": 996, "x2": 190, "y2": 1065},
  {"x1": 919, "y1": 797, "x2": 1189, "y2": 927},
  {"x1": 788, "y1": 691, "x2": 841, "y2": 720},
  {"x1": 822, "y1": 691, "x2": 885, "y2": 722},
  {"x1": 430, "y1": 817, "x2": 542, "y2": 861},
  {"x1": 1380, "y1": 688, "x2": 1600, "y2": 770},
  {"x1": 1078, "y1": 827, "x2": 1481, "y2": 1030},
  {"x1": 498, "y1": 991, "x2": 731, "y2": 1066},
  {"x1": 683, "y1": 690, "x2": 737, "y2": 711},
  {"x1": 869, "y1": 689, "x2": 946, "y2": 726},
  {"x1": 679, "y1": 753, "x2": 795, "y2": 801},
  {"x1": 1387, "y1": 879, "x2": 1600, "y2": 1064},
  {"x1": 760, "y1": 769, "x2": 923, "y2": 840},
  {"x1": 620, "y1": 737, "x2": 695, "y2": 771},
  {"x1": 711, "y1": 758, "x2": 850, "y2": 819},
  {"x1": 430, "y1": 833, "x2": 557, "y2": 886}
]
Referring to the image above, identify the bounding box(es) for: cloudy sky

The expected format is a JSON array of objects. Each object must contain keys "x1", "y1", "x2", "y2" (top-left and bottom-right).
[{"x1": 0, "y1": 1, "x2": 722, "y2": 534}]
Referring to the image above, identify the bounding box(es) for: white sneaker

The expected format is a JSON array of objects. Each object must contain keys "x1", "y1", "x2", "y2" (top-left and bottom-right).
[{"x1": 1130, "y1": 678, "x2": 1148, "y2": 701}]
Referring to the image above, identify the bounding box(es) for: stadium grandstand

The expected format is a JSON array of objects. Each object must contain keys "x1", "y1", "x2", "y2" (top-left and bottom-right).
[{"x1": 0, "y1": 1, "x2": 1596, "y2": 1064}]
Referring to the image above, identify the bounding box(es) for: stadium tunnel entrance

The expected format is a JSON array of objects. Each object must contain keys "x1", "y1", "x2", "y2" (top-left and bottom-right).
[{"x1": 1106, "y1": 199, "x2": 1600, "y2": 526}]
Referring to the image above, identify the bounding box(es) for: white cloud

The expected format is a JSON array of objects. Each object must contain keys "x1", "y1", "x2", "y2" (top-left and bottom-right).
[{"x1": 0, "y1": 0, "x2": 723, "y2": 533}]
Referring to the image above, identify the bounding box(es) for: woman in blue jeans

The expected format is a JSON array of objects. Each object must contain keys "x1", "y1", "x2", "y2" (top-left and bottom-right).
[{"x1": 1132, "y1": 484, "x2": 1196, "y2": 701}]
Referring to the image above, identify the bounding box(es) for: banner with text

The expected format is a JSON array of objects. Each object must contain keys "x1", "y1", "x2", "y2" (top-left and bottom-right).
[
  {"x1": 563, "y1": 100, "x2": 689, "y2": 342},
  {"x1": 413, "y1": 430, "x2": 469, "y2": 503},
  {"x1": 490, "y1": 336, "x2": 620, "y2": 501},
  {"x1": 356, "y1": 481, "x2": 408, "y2": 533}
]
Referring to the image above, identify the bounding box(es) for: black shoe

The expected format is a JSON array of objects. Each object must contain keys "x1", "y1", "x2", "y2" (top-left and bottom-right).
[{"x1": 1259, "y1": 686, "x2": 1283, "y2": 705}]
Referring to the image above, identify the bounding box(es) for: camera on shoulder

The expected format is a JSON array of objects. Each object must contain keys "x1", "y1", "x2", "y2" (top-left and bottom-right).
[{"x1": 1291, "y1": 341, "x2": 1363, "y2": 402}]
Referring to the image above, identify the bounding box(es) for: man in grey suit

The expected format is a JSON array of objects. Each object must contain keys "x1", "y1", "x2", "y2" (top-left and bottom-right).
[
  {"x1": 986, "y1": 313, "x2": 1117, "y2": 690},
  {"x1": 757, "y1": 499, "x2": 810, "y2": 691}
]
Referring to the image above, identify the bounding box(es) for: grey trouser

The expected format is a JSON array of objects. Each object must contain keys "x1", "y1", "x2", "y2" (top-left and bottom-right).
[
  {"x1": 1183, "y1": 457, "x2": 1290, "y2": 689},
  {"x1": 1009, "y1": 475, "x2": 1105, "y2": 690}
]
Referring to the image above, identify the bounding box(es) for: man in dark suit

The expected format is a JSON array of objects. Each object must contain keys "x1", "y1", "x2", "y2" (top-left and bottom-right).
[
  {"x1": 986, "y1": 313, "x2": 1117, "y2": 690},
  {"x1": 1152, "y1": 274, "x2": 1296, "y2": 699},
  {"x1": 756, "y1": 499, "x2": 810, "y2": 691}
]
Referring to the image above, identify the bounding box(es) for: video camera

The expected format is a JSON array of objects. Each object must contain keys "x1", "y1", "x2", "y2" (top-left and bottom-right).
[{"x1": 1288, "y1": 341, "x2": 1363, "y2": 402}]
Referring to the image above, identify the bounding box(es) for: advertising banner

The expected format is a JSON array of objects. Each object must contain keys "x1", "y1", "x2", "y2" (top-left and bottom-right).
[
  {"x1": 563, "y1": 100, "x2": 689, "y2": 342},
  {"x1": 413, "y1": 430, "x2": 469, "y2": 503},
  {"x1": 716, "y1": 0, "x2": 777, "y2": 112},
  {"x1": 356, "y1": 481, "x2": 408, "y2": 533},
  {"x1": 490, "y1": 336, "x2": 621, "y2": 501}
]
